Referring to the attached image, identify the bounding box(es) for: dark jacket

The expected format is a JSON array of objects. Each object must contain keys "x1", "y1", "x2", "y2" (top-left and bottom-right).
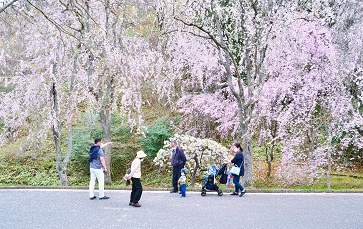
[
  {"x1": 171, "y1": 146, "x2": 186, "y2": 167},
  {"x1": 231, "y1": 151, "x2": 245, "y2": 176},
  {"x1": 89, "y1": 145, "x2": 100, "y2": 162}
]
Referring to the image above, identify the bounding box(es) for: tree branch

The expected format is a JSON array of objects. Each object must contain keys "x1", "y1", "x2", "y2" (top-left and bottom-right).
[
  {"x1": 0, "y1": 0, "x2": 19, "y2": 13},
  {"x1": 26, "y1": 1, "x2": 79, "y2": 39},
  {"x1": 25, "y1": 0, "x2": 94, "y2": 56},
  {"x1": 174, "y1": 17, "x2": 228, "y2": 52}
]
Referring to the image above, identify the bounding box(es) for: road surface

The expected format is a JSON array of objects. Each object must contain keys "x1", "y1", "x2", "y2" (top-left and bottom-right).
[{"x1": 0, "y1": 189, "x2": 362, "y2": 229}]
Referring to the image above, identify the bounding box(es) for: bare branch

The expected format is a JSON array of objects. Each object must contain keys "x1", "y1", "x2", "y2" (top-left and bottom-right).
[
  {"x1": 26, "y1": 1, "x2": 80, "y2": 39},
  {"x1": 174, "y1": 17, "x2": 226, "y2": 51},
  {"x1": 25, "y1": 0, "x2": 94, "y2": 56},
  {"x1": 0, "y1": 0, "x2": 19, "y2": 13},
  {"x1": 173, "y1": 16, "x2": 242, "y2": 83}
]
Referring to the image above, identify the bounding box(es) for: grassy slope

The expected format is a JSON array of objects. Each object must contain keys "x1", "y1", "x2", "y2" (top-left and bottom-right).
[
  {"x1": 0, "y1": 101, "x2": 362, "y2": 190},
  {"x1": 1, "y1": 137, "x2": 363, "y2": 190}
]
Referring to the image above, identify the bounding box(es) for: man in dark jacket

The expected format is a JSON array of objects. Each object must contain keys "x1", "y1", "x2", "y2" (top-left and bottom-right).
[{"x1": 170, "y1": 140, "x2": 186, "y2": 193}]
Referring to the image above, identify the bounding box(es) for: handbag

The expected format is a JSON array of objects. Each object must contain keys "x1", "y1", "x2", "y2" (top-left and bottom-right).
[
  {"x1": 123, "y1": 168, "x2": 131, "y2": 186},
  {"x1": 219, "y1": 174, "x2": 228, "y2": 184},
  {"x1": 229, "y1": 163, "x2": 242, "y2": 176}
]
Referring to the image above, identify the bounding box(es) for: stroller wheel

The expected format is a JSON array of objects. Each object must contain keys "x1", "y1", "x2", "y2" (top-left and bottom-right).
[{"x1": 218, "y1": 190, "x2": 223, "y2": 196}]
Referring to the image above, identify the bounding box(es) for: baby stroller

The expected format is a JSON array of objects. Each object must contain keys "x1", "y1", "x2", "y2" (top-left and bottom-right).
[{"x1": 201, "y1": 164, "x2": 226, "y2": 196}]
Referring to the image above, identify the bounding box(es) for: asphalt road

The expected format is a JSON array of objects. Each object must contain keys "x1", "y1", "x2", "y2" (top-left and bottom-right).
[{"x1": 0, "y1": 189, "x2": 362, "y2": 229}]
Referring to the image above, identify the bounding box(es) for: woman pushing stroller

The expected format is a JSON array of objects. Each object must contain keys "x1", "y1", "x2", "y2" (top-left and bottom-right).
[{"x1": 225, "y1": 143, "x2": 246, "y2": 197}]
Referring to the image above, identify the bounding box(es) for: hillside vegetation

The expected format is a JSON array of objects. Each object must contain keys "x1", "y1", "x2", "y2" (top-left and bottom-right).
[
  {"x1": 1, "y1": 108, "x2": 362, "y2": 191},
  {"x1": 0, "y1": 1, "x2": 362, "y2": 191}
]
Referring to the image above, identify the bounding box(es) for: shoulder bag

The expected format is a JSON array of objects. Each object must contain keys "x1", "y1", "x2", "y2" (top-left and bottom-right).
[{"x1": 229, "y1": 162, "x2": 242, "y2": 176}]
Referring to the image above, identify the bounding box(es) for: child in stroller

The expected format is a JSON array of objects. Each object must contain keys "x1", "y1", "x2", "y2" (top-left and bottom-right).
[{"x1": 201, "y1": 164, "x2": 227, "y2": 196}]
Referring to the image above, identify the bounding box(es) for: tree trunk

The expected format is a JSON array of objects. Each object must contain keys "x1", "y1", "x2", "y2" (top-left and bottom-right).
[
  {"x1": 266, "y1": 147, "x2": 271, "y2": 177},
  {"x1": 327, "y1": 149, "x2": 331, "y2": 189},
  {"x1": 51, "y1": 79, "x2": 68, "y2": 186},
  {"x1": 51, "y1": 43, "x2": 78, "y2": 187},
  {"x1": 53, "y1": 124, "x2": 68, "y2": 186},
  {"x1": 242, "y1": 132, "x2": 253, "y2": 186},
  {"x1": 58, "y1": 166, "x2": 68, "y2": 186},
  {"x1": 96, "y1": 0, "x2": 115, "y2": 184},
  {"x1": 266, "y1": 120, "x2": 277, "y2": 177},
  {"x1": 191, "y1": 154, "x2": 200, "y2": 186},
  {"x1": 98, "y1": 71, "x2": 115, "y2": 184},
  {"x1": 100, "y1": 109, "x2": 112, "y2": 184},
  {"x1": 214, "y1": 8, "x2": 254, "y2": 186}
]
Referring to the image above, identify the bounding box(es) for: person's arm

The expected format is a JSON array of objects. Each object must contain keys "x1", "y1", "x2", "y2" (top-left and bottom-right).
[
  {"x1": 225, "y1": 154, "x2": 238, "y2": 165},
  {"x1": 100, "y1": 142, "x2": 112, "y2": 148},
  {"x1": 180, "y1": 148, "x2": 186, "y2": 165},
  {"x1": 100, "y1": 156, "x2": 107, "y2": 173}
]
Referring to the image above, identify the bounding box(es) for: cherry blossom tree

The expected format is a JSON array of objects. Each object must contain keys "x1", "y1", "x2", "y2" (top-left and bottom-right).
[
  {"x1": 0, "y1": 0, "x2": 157, "y2": 185},
  {"x1": 331, "y1": 0, "x2": 363, "y2": 159},
  {"x1": 0, "y1": 0, "x2": 85, "y2": 186},
  {"x1": 76, "y1": 0, "x2": 156, "y2": 183},
  {"x1": 153, "y1": 0, "x2": 289, "y2": 186},
  {"x1": 152, "y1": 0, "x2": 363, "y2": 188},
  {"x1": 254, "y1": 5, "x2": 363, "y2": 187}
]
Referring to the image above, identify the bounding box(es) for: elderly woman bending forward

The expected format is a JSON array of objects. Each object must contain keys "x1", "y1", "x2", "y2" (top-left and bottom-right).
[{"x1": 126, "y1": 150, "x2": 147, "y2": 207}]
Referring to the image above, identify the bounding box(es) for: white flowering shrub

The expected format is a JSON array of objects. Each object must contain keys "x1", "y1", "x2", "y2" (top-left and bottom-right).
[{"x1": 153, "y1": 134, "x2": 229, "y2": 186}]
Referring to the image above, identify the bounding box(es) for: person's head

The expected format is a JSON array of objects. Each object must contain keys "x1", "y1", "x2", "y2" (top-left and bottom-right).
[
  {"x1": 233, "y1": 142, "x2": 243, "y2": 152},
  {"x1": 94, "y1": 137, "x2": 102, "y2": 146},
  {"x1": 170, "y1": 140, "x2": 178, "y2": 148},
  {"x1": 136, "y1": 150, "x2": 147, "y2": 161},
  {"x1": 180, "y1": 168, "x2": 188, "y2": 175}
]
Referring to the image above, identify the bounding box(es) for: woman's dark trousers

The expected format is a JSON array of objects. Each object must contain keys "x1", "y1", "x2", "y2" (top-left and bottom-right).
[
  {"x1": 130, "y1": 177, "x2": 142, "y2": 203},
  {"x1": 233, "y1": 175, "x2": 244, "y2": 193}
]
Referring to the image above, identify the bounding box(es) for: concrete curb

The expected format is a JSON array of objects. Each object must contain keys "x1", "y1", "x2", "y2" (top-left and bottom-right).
[{"x1": 1, "y1": 186, "x2": 362, "y2": 193}]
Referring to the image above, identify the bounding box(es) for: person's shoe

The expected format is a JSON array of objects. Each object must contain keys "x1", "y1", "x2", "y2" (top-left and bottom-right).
[
  {"x1": 179, "y1": 191, "x2": 182, "y2": 194},
  {"x1": 129, "y1": 202, "x2": 133, "y2": 206},
  {"x1": 99, "y1": 196, "x2": 110, "y2": 200},
  {"x1": 131, "y1": 202, "x2": 141, "y2": 207},
  {"x1": 230, "y1": 192, "x2": 239, "y2": 195},
  {"x1": 170, "y1": 190, "x2": 178, "y2": 193},
  {"x1": 90, "y1": 196, "x2": 97, "y2": 200},
  {"x1": 239, "y1": 190, "x2": 247, "y2": 197}
]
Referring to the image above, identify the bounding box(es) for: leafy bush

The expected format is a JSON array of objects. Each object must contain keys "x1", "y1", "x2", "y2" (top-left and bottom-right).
[
  {"x1": 71, "y1": 127, "x2": 94, "y2": 172},
  {"x1": 110, "y1": 149, "x2": 135, "y2": 181},
  {"x1": 138, "y1": 118, "x2": 173, "y2": 158},
  {"x1": 71, "y1": 114, "x2": 132, "y2": 172}
]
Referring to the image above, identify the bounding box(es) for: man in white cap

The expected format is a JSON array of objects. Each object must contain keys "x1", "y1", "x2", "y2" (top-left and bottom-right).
[{"x1": 126, "y1": 150, "x2": 147, "y2": 207}]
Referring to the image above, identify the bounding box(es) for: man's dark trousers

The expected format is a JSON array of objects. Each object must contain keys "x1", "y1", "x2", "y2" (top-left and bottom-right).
[{"x1": 172, "y1": 164, "x2": 184, "y2": 192}]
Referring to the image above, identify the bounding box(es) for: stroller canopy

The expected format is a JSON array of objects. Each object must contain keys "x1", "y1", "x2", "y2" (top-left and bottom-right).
[{"x1": 208, "y1": 165, "x2": 218, "y2": 175}]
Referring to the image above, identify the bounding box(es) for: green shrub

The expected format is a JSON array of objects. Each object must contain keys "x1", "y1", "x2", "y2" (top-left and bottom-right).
[
  {"x1": 71, "y1": 113, "x2": 132, "y2": 173},
  {"x1": 138, "y1": 118, "x2": 173, "y2": 158}
]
